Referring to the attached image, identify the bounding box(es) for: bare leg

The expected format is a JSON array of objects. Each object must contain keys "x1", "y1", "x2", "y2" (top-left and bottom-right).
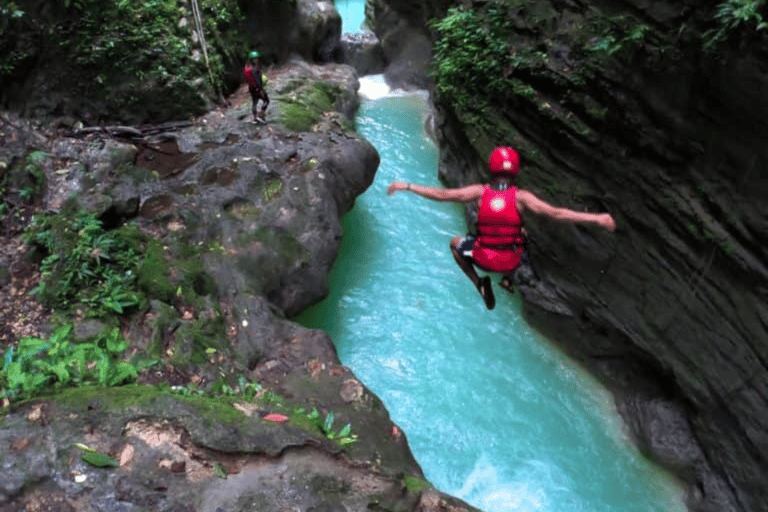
[
  {"x1": 450, "y1": 237, "x2": 494, "y2": 309},
  {"x1": 450, "y1": 237, "x2": 480, "y2": 288}
]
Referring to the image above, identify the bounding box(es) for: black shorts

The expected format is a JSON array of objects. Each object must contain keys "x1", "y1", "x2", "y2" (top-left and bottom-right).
[{"x1": 249, "y1": 86, "x2": 269, "y2": 104}]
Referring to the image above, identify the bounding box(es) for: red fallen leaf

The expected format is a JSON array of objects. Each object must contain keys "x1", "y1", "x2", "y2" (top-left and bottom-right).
[
  {"x1": 263, "y1": 413, "x2": 289, "y2": 423},
  {"x1": 391, "y1": 426, "x2": 399, "y2": 436}
]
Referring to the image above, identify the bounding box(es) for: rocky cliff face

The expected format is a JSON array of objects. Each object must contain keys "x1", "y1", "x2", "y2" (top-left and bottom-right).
[
  {"x1": 369, "y1": 0, "x2": 768, "y2": 511},
  {"x1": 0, "y1": 58, "x2": 480, "y2": 512}
]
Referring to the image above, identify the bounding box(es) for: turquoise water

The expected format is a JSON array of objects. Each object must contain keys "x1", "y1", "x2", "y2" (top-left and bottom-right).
[
  {"x1": 335, "y1": 0, "x2": 367, "y2": 33},
  {"x1": 300, "y1": 3, "x2": 687, "y2": 509},
  {"x1": 297, "y1": 80, "x2": 686, "y2": 512}
]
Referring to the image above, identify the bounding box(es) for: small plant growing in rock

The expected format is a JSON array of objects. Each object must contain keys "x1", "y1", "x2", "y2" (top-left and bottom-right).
[
  {"x1": 297, "y1": 407, "x2": 358, "y2": 445},
  {"x1": 0, "y1": 324, "x2": 139, "y2": 405},
  {"x1": 25, "y1": 211, "x2": 145, "y2": 317}
]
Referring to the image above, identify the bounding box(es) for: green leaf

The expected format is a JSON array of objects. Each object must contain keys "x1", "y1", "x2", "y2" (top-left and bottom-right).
[
  {"x1": 337, "y1": 423, "x2": 351, "y2": 437},
  {"x1": 105, "y1": 329, "x2": 128, "y2": 353},
  {"x1": 49, "y1": 324, "x2": 73, "y2": 346},
  {"x1": 2, "y1": 346, "x2": 14, "y2": 372},
  {"x1": 96, "y1": 355, "x2": 110, "y2": 385},
  {"x1": 6, "y1": 361, "x2": 23, "y2": 389},
  {"x1": 25, "y1": 372, "x2": 49, "y2": 391},
  {"x1": 81, "y1": 450, "x2": 119, "y2": 468},
  {"x1": 51, "y1": 363, "x2": 71, "y2": 384},
  {"x1": 103, "y1": 299, "x2": 123, "y2": 313},
  {"x1": 108, "y1": 362, "x2": 138, "y2": 386},
  {"x1": 19, "y1": 337, "x2": 48, "y2": 354},
  {"x1": 323, "y1": 412, "x2": 335, "y2": 434}
]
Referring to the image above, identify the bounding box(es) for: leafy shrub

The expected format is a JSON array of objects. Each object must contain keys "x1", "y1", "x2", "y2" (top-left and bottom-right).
[
  {"x1": 0, "y1": 324, "x2": 139, "y2": 404},
  {"x1": 431, "y1": 6, "x2": 515, "y2": 111},
  {"x1": 25, "y1": 211, "x2": 145, "y2": 317},
  {"x1": 705, "y1": 0, "x2": 767, "y2": 49},
  {"x1": 586, "y1": 16, "x2": 653, "y2": 59},
  {"x1": 0, "y1": 150, "x2": 47, "y2": 213},
  {"x1": 0, "y1": 0, "x2": 247, "y2": 118}
]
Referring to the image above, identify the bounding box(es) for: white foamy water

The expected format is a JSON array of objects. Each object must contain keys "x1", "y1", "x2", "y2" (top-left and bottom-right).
[{"x1": 358, "y1": 75, "x2": 393, "y2": 100}]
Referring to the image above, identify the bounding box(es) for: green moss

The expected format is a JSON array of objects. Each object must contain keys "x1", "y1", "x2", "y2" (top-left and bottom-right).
[
  {"x1": 275, "y1": 78, "x2": 306, "y2": 95},
  {"x1": 510, "y1": 79, "x2": 537, "y2": 101},
  {"x1": 174, "y1": 392, "x2": 248, "y2": 425},
  {"x1": 51, "y1": 384, "x2": 250, "y2": 427},
  {"x1": 586, "y1": 105, "x2": 608, "y2": 120},
  {"x1": 262, "y1": 176, "x2": 284, "y2": 203},
  {"x1": 310, "y1": 475, "x2": 350, "y2": 495},
  {"x1": 52, "y1": 383, "x2": 166, "y2": 411},
  {"x1": 115, "y1": 164, "x2": 160, "y2": 186},
  {"x1": 403, "y1": 475, "x2": 430, "y2": 494},
  {"x1": 138, "y1": 240, "x2": 175, "y2": 303},
  {"x1": 2, "y1": 150, "x2": 47, "y2": 204},
  {"x1": 226, "y1": 200, "x2": 261, "y2": 220},
  {"x1": 146, "y1": 300, "x2": 179, "y2": 355},
  {"x1": 171, "y1": 313, "x2": 228, "y2": 365},
  {"x1": 177, "y1": 257, "x2": 217, "y2": 298},
  {"x1": 277, "y1": 81, "x2": 341, "y2": 132}
]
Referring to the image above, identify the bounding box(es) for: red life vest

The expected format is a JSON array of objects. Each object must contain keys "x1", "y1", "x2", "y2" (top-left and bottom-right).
[
  {"x1": 243, "y1": 65, "x2": 262, "y2": 89},
  {"x1": 472, "y1": 185, "x2": 525, "y2": 273}
]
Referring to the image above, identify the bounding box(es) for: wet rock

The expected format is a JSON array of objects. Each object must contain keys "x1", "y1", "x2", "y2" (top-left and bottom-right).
[
  {"x1": 341, "y1": 32, "x2": 387, "y2": 76},
  {"x1": 365, "y1": 0, "x2": 452, "y2": 88},
  {"x1": 340, "y1": 379, "x2": 364, "y2": 403},
  {"x1": 240, "y1": 0, "x2": 342, "y2": 64},
  {"x1": 297, "y1": 0, "x2": 342, "y2": 62}
]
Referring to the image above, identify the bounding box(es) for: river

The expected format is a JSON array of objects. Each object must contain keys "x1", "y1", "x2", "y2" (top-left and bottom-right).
[{"x1": 296, "y1": 5, "x2": 687, "y2": 511}]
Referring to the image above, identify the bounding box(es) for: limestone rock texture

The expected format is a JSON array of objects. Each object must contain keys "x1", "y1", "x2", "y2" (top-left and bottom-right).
[
  {"x1": 0, "y1": 59, "x2": 480, "y2": 512},
  {"x1": 369, "y1": 0, "x2": 768, "y2": 511},
  {"x1": 366, "y1": 0, "x2": 453, "y2": 88},
  {"x1": 243, "y1": 0, "x2": 343, "y2": 63}
]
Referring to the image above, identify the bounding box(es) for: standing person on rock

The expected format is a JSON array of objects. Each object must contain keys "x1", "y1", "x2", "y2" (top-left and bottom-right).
[
  {"x1": 243, "y1": 50, "x2": 269, "y2": 123},
  {"x1": 387, "y1": 147, "x2": 617, "y2": 310}
]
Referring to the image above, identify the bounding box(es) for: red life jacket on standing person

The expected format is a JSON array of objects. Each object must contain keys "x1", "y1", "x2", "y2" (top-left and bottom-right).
[
  {"x1": 243, "y1": 65, "x2": 262, "y2": 90},
  {"x1": 472, "y1": 185, "x2": 526, "y2": 273}
]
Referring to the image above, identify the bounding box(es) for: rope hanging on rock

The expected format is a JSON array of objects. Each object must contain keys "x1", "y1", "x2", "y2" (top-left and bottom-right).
[{"x1": 190, "y1": 0, "x2": 214, "y2": 87}]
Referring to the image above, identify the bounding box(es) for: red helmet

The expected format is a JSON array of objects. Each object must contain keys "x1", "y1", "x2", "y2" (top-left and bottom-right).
[{"x1": 488, "y1": 147, "x2": 520, "y2": 176}]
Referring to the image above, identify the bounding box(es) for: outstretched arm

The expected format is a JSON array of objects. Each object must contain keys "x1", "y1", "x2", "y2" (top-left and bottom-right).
[
  {"x1": 516, "y1": 190, "x2": 616, "y2": 231},
  {"x1": 387, "y1": 181, "x2": 484, "y2": 203}
]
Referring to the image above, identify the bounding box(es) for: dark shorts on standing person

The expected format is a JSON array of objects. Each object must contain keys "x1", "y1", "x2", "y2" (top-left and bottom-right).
[
  {"x1": 249, "y1": 86, "x2": 268, "y2": 104},
  {"x1": 456, "y1": 234, "x2": 537, "y2": 288},
  {"x1": 249, "y1": 86, "x2": 269, "y2": 117}
]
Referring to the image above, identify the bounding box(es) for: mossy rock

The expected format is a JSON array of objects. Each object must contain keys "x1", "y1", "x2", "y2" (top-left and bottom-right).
[{"x1": 276, "y1": 81, "x2": 344, "y2": 132}]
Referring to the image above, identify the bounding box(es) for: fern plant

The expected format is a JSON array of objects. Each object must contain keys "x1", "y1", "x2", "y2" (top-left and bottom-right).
[
  {"x1": 705, "y1": 0, "x2": 767, "y2": 49},
  {"x1": 0, "y1": 325, "x2": 140, "y2": 404}
]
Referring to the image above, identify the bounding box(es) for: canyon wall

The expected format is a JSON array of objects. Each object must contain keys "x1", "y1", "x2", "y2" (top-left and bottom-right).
[{"x1": 368, "y1": 0, "x2": 768, "y2": 511}]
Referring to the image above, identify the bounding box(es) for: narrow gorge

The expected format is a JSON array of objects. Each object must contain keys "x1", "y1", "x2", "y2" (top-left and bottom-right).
[{"x1": 0, "y1": 1, "x2": 765, "y2": 511}]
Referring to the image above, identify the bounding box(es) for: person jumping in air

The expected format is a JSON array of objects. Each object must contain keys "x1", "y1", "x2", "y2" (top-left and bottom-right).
[
  {"x1": 387, "y1": 147, "x2": 616, "y2": 310},
  {"x1": 243, "y1": 50, "x2": 269, "y2": 123}
]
